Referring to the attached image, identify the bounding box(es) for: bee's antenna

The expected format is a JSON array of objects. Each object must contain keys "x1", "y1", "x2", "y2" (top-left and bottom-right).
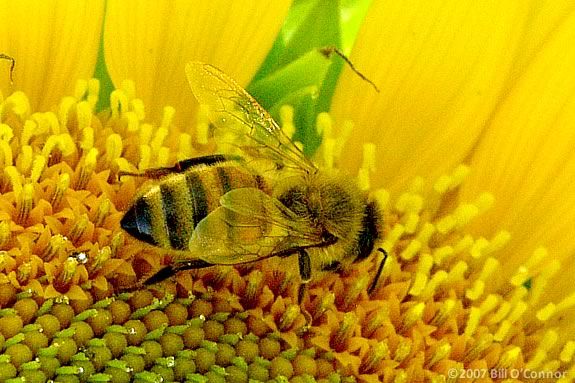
[
  {"x1": 0, "y1": 54, "x2": 15, "y2": 84},
  {"x1": 368, "y1": 247, "x2": 388, "y2": 294},
  {"x1": 319, "y1": 46, "x2": 379, "y2": 93}
]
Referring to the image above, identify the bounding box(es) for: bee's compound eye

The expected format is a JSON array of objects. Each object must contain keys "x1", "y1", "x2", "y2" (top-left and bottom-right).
[{"x1": 121, "y1": 199, "x2": 157, "y2": 246}]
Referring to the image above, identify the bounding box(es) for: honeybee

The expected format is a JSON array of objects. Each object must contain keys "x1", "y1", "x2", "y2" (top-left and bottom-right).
[{"x1": 121, "y1": 62, "x2": 387, "y2": 303}]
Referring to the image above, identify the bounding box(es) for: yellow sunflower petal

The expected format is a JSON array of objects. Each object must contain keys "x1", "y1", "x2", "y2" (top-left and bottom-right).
[
  {"x1": 104, "y1": 0, "x2": 291, "y2": 128},
  {"x1": 511, "y1": 0, "x2": 575, "y2": 75},
  {"x1": 0, "y1": 0, "x2": 104, "y2": 111},
  {"x1": 330, "y1": 0, "x2": 529, "y2": 194},
  {"x1": 461, "y1": 10, "x2": 575, "y2": 274}
]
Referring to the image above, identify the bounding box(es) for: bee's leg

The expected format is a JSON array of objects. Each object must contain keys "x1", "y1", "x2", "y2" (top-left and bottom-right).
[
  {"x1": 144, "y1": 259, "x2": 214, "y2": 285},
  {"x1": 297, "y1": 250, "x2": 312, "y2": 304},
  {"x1": 367, "y1": 248, "x2": 388, "y2": 294},
  {"x1": 118, "y1": 154, "x2": 241, "y2": 179},
  {"x1": 297, "y1": 250, "x2": 314, "y2": 328}
]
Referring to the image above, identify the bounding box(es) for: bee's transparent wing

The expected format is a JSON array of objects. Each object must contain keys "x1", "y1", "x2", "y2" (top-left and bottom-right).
[
  {"x1": 186, "y1": 62, "x2": 317, "y2": 173},
  {"x1": 187, "y1": 188, "x2": 324, "y2": 265}
]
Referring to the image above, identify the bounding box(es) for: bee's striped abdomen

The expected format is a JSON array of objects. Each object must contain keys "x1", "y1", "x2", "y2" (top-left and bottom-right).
[{"x1": 121, "y1": 161, "x2": 270, "y2": 251}]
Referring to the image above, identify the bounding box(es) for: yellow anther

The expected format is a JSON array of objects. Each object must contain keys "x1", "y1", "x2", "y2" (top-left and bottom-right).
[
  {"x1": 465, "y1": 280, "x2": 484, "y2": 301},
  {"x1": 177, "y1": 133, "x2": 194, "y2": 160},
  {"x1": 0, "y1": 221, "x2": 10, "y2": 248},
  {"x1": 407, "y1": 177, "x2": 425, "y2": 194},
  {"x1": 75, "y1": 147, "x2": 99, "y2": 190},
  {"x1": 400, "y1": 240, "x2": 421, "y2": 260},
  {"x1": 464, "y1": 307, "x2": 481, "y2": 337},
  {"x1": 540, "y1": 330, "x2": 558, "y2": 351},
  {"x1": 344, "y1": 274, "x2": 370, "y2": 309},
  {"x1": 402, "y1": 302, "x2": 425, "y2": 330},
  {"x1": 432, "y1": 246, "x2": 453, "y2": 265},
  {"x1": 18, "y1": 145, "x2": 33, "y2": 174},
  {"x1": 393, "y1": 370, "x2": 408, "y2": 383},
  {"x1": 42, "y1": 234, "x2": 68, "y2": 261},
  {"x1": 131, "y1": 99, "x2": 145, "y2": 121},
  {"x1": 105, "y1": 134, "x2": 123, "y2": 162},
  {"x1": 110, "y1": 89, "x2": 129, "y2": 119},
  {"x1": 42, "y1": 133, "x2": 76, "y2": 158},
  {"x1": 394, "y1": 339, "x2": 412, "y2": 363},
  {"x1": 157, "y1": 146, "x2": 170, "y2": 167},
  {"x1": 21, "y1": 119, "x2": 38, "y2": 146},
  {"x1": 493, "y1": 319, "x2": 511, "y2": 341},
  {"x1": 426, "y1": 342, "x2": 451, "y2": 368},
  {"x1": 80, "y1": 126, "x2": 94, "y2": 151},
  {"x1": 139, "y1": 123, "x2": 153, "y2": 145},
  {"x1": 436, "y1": 215, "x2": 456, "y2": 234},
  {"x1": 396, "y1": 193, "x2": 423, "y2": 214},
  {"x1": 279, "y1": 304, "x2": 300, "y2": 331},
  {"x1": 454, "y1": 235, "x2": 474, "y2": 254},
  {"x1": 60, "y1": 257, "x2": 78, "y2": 284},
  {"x1": 5, "y1": 165, "x2": 22, "y2": 196},
  {"x1": 76, "y1": 101, "x2": 93, "y2": 132},
  {"x1": 74, "y1": 79, "x2": 88, "y2": 100},
  {"x1": 125, "y1": 111, "x2": 140, "y2": 132},
  {"x1": 479, "y1": 257, "x2": 499, "y2": 280},
  {"x1": 433, "y1": 174, "x2": 451, "y2": 195},
  {"x1": 416, "y1": 222, "x2": 435, "y2": 244},
  {"x1": 463, "y1": 333, "x2": 493, "y2": 363},
  {"x1": 560, "y1": 341, "x2": 575, "y2": 363},
  {"x1": 446, "y1": 261, "x2": 468, "y2": 283},
  {"x1": 315, "y1": 111, "x2": 330, "y2": 137},
  {"x1": 361, "y1": 143, "x2": 376, "y2": 173},
  {"x1": 381, "y1": 223, "x2": 405, "y2": 251},
  {"x1": 409, "y1": 273, "x2": 427, "y2": 297},
  {"x1": 321, "y1": 138, "x2": 335, "y2": 169},
  {"x1": 488, "y1": 301, "x2": 511, "y2": 325},
  {"x1": 453, "y1": 203, "x2": 479, "y2": 228},
  {"x1": 91, "y1": 246, "x2": 111, "y2": 272},
  {"x1": 431, "y1": 299, "x2": 456, "y2": 326},
  {"x1": 30, "y1": 155, "x2": 47, "y2": 183},
  {"x1": 357, "y1": 167, "x2": 370, "y2": 191},
  {"x1": 280, "y1": 105, "x2": 295, "y2": 137},
  {"x1": 87, "y1": 79, "x2": 100, "y2": 107},
  {"x1": 50, "y1": 173, "x2": 70, "y2": 209},
  {"x1": 496, "y1": 347, "x2": 521, "y2": 369},
  {"x1": 150, "y1": 127, "x2": 168, "y2": 153},
  {"x1": 485, "y1": 230, "x2": 511, "y2": 254},
  {"x1": 470, "y1": 237, "x2": 489, "y2": 258},
  {"x1": 69, "y1": 214, "x2": 89, "y2": 244},
  {"x1": 555, "y1": 291, "x2": 575, "y2": 314},
  {"x1": 475, "y1": 192, "x2": 494, "y2": 213},
  {"x1": 332, "y1": 312, "x2": 357, "y2": 350},
  {"x1": 160, "y1": 106, "x2": 175, "y2": 130},
  {"x1": 17, "y1": 183, "x2": 34, "y2": 224},
  {"x1": 526, "y1": 349, "x2": 546, "y2": 370},
  {"x1": 0, "y1": 123, "x2": 13, "y2": 141},
  {"x1": 58, "y1": 96, "x2": 76, "y2": 131},
  {"x1": 373, "y1": 189, "x2": 390, "y2": 210},
  {"x1": 507, "y1": 301, "x2": 527, "y2": 323},
  {"x1": 313, "y1": 292, "x2": 335, "y2": 321},
  {"x1": 5, "y1": 91, "x2": 31, "y2": 116},
  {"x1": 138, "y1": 144, "x2": 151, "y2": 170},
  {"x1": 361, "y1": 342, "x2": 389, "y2": 373},
  {"x1": 120, "y1": 80, "x2": 136, "y2": 100},
  {"x1": 420, "y1": 270, "x2": 448, "y2": 300},
  {"x1": 93, "y1": 198, "x2": 111, "y2": 227},
  {"x1": 0, "y1": 140, "x2": 13, "y2": 166},
  {"x1": 450, "y1": 165, "x2": 470, "y2": 187},
  {"x1": 479, "y1": 294, "x2": 499, "y2": 315},
  {"x1": 42, "y1": 112, "x2": 59, "y2": 134},
  {"x1": 333, "y1": 120, "x2": 353, "y2": 158}
]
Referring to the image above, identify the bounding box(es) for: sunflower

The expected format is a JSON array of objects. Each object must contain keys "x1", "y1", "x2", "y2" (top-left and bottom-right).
[{"x1": 0, "y1": 1, "x2": 573, "y2": 382}]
